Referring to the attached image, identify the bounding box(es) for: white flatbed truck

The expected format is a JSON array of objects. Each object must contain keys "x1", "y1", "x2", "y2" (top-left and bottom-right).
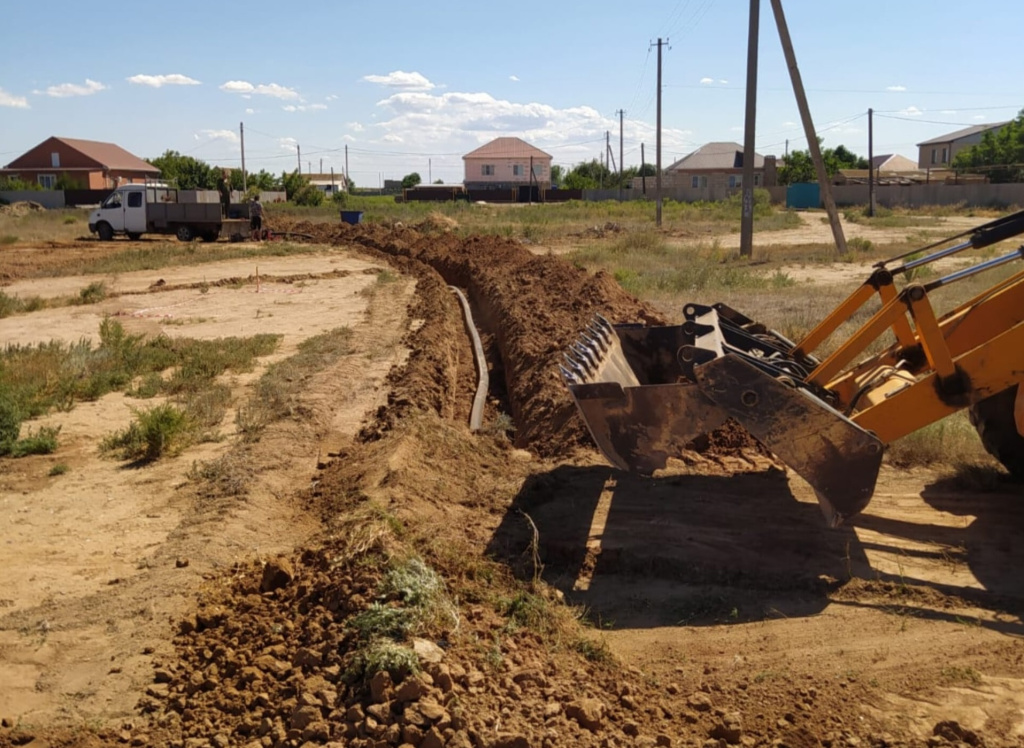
[{"x1": 88, "y1": 184, "x2": 250, "y2": 242}]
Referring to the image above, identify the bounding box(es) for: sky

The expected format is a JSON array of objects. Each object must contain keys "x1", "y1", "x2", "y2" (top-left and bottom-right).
[{"x1": 2, "y1": 1, "x2": 1022, "y2": 187}]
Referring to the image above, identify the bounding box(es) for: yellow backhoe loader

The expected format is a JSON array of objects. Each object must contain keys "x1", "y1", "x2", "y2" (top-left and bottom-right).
[{"x1": 562, "y1": 210, "x2": 1024, "y2": 526}]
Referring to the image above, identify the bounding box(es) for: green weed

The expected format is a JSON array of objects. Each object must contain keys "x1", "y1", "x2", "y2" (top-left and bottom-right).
[
  {"x1": 48, "y1": 462, "x2": 69, "y2": 476},
  {"x1": 76, "y1": 282, "x2": 108, "y2": 305},
  {"x1": 101, "y1": 404, "x2": 193, "y2": 461}
]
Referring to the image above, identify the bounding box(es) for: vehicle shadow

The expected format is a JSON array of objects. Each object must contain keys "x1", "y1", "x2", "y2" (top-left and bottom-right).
[
  {"x1": 487, "y1": 464, "x2": 1024, "y2": 633},
  {"x1": 487, "y1": 464, "x2": 865, "y2": 629}
]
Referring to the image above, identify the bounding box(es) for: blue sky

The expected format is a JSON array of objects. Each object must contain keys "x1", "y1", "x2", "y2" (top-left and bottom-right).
[{"x1": 2, "y1": 1, "x2": 1022, "y2": 186}]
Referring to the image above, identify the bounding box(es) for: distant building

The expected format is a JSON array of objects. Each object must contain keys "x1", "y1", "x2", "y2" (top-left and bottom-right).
[
  {"x1": 305, "y1": 173, "x2": 347, "y2": 195},
  {"x1": 917, "y1": 122, "x2": 1010, "y2": 169},
  {"x1": 659, "y1": 141, "x2": 774, "y2": 201},
  {"x1": 462, "y1": 137, "x2": 552, "y2": 190},
  {"x1": 871, "y1": 154, "x2": 918, "y2": 173},
  {"x1": 1, "y1": 136, "x2": 159, "y2": 189}
]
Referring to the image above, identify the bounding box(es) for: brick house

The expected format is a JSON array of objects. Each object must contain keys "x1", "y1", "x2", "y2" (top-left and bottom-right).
[
  {"x1": 916, "y1": 123, "x2": 1009, "y2": 170},
  {"x1": 659, "y1": 142, "x2": 775, "y2": 201},
  {"x1": 1, "y1": 136, "x2": 159, "y2": 190},
  {"x1": 463, "y1": 137, "x2": 552, "y2": 190}
]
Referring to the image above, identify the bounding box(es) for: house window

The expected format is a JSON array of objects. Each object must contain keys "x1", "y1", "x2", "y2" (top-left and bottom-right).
[
  {"x1": 931, "y1": 148, "x2": 937, "y2": 165},
  {"x1": 700, "y1": 176, "x2": 708, "y2": 188},
  {"x1": 753, "y1": 173, "x2": 761, "y2": 186},
  {"x1": 941, "y1": 147, "x2": 948, "y2": 163},
  {"x1": 51, "y1": 152, "x2": 60, "y2": 168},
  {"x1": 691, "y1": 176, "x2": 699, "y2": 189},
  {"x1": 512, "y1": 164, "x2": 525, "y2": 177},
  {"x1": 37, "y1": 174, "x2": 56, "y2": 189},
  {"x1": 481, "y1": 164, "x2": 495, "y2": 176},
  {"x1": 729, "y1": 175, "x2": 742, "y2": 189},
  {"x1": 531, "y1": 164, "x2": 545, "y2": 178}
]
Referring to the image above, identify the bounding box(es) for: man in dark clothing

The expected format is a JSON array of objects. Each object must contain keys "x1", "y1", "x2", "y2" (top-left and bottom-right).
[
  {"x1": 218, "y1": 171, "x2": 231, "y2": 216},
  {"x1": 250, "y1": 196, "x2": 264, "y2": 240}
]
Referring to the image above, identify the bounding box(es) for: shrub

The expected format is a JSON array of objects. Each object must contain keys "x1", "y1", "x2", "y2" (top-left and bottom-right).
[
  {"x1": 48, "y1": 463, "x2": 69, "y2": 476},
  {"x1": 8, "y1": 425, "x2": 60, "y2": 457},
  {"x1": 102, "y1": 404, "x2": 193, "y2": 461},
  {"x1": 77, "y1": 281, "x2": 108, "y2": 305}
]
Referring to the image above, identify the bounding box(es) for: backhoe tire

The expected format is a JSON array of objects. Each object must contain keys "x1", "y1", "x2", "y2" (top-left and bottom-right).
[{"x1": 969, "y1": 384, "x2": 1024, "y2": 480}]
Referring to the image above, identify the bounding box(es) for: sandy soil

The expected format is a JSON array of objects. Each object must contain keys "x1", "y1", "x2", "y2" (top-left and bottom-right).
[
  {"x1": 0, "y1": 249, "x2": 415, "y2": 728},
  {"x1": 2, "y1": 224, "x2": 1023, "y2": 748}
]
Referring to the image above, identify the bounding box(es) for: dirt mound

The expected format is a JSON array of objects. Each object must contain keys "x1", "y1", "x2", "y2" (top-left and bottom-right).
[
  {"x1": 0, "y1": 200, "x2": 45, "y2": 218},
  {"x1": 273, "y1": 222, "x2": 764, "y2": 462}
]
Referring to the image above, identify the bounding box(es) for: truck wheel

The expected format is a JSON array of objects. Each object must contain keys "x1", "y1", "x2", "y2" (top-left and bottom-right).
[
  {"x1": 97, "y1": 222, "x2": 114, "y2": 242},
  {"x1": 176, "y1": 226, "x2": 194, "y2": 242},
  {"x1": 969, "y1": 384, "x2": 1024, "y2": 479},
  {"x1": 200, "y1": 231, "x2": 219, "y2": 243},
  {"x1": 127, "y1": 232, "x2": 142, "y2": 241}
]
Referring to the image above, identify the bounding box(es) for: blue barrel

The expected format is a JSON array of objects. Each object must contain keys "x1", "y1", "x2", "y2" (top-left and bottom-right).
[{"x1": 340, "y1": 210, "x2": 364, "y2": 225}]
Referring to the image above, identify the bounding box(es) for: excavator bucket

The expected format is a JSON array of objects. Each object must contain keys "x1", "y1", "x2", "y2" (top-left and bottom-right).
[{"x1": 562, "y1": 312, "x2": 884, "y2": 526}]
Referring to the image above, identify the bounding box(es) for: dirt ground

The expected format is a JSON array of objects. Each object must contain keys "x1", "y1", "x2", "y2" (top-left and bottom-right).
[{"x1": 2, "y1": 224, "x2": 1024, "y2": 748}]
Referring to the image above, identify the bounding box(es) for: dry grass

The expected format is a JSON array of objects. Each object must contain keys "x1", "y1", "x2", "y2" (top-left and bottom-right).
[{"x1": 0, "y1": 208, "x2": 91, "y2": 243}]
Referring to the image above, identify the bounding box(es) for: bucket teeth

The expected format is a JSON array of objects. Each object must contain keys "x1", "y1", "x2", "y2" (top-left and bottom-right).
[{"x1": 559, "y1": 365, "x2": 579, "y2": 384}]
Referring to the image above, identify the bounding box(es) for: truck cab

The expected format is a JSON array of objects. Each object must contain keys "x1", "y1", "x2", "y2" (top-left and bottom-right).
[{"x1": 89, "y1": 185, "x2": 148, "y2": 241}]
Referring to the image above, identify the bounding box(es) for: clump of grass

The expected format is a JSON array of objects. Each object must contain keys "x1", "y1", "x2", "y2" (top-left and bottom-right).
[
  {"x1": 885, "y1": 412, "x2": 987, "y2": 468},
  {"x1": 188, "y1": 451, "x2": 255, "y2": 498},
  {"x1": 101, "y1": 403, "x2": 193, "y2": 461},
  {"x1": 0, "y1": 235, "x2": 17, "y2": 245},
  {"x1": 573, "y1": 637, "x2": 614, "y2": 664},
  {"x1": 75, "y1": 281, "x2": 108, "y2": 305},
  {"x1": 62, "y1": 215, "x2": 77, "y2": 225},
  {"x1": 237, "y1": 327, "x2": 353, "y2": 441},
  {"x1": 347, "y1": 639, "x2": 420, "y2": 684},
  {"x1": 848, "y1": 237, "x2": 874, "y2": 252},
  {"x1": 0, "y1": 290, "x2": 45, "y2": 318},
  {"x1": 6, "y1": 425, "x2": 61, "y2": 457},
  {"x1": 48, "y1": 462, "x2": 69, "y2": 476}
]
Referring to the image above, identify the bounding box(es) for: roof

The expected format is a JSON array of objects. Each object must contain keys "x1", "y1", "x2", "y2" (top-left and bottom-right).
[
  {"x1": 6, "y1": 136, "x2": 159, "y2": 172},
  {"x1": 870, "y1": 153, "x2": 918, "y2": 171},
  {"x1": 463, "y1": 137, "x2": 552, "y2": 161},
  {"x1": 666, "y1": 142, "x2": 764, "y2": 172},
  {"x1": 917, "y1": 122, "x2": 1010, "y2": 147}
]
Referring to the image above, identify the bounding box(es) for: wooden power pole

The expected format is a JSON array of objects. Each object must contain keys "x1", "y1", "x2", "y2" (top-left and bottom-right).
[
  {"x1": 617, "y1": 109, "x2": 625, "y2": 201},
  {"x1": 740, "y1": 0, "x2": 760, "y2": 257},
  {"x1": 769, "y1": 0, "x2": 847, "y2": 254},
  {"x1": 868, "y1": 107, "x2": 875, "y2": 217},
  {"x1": 239, "y1": 121, "x2": 247, "y2": 192}
]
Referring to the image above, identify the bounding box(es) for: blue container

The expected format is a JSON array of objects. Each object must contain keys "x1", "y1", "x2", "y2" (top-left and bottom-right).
[{"x1": 340, "y1": 210, "x2": 364, "y2": 225}]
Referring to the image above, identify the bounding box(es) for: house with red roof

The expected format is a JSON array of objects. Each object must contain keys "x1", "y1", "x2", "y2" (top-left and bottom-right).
[
  {"x1": 1, "y1": 136, "x2": 159, "y2": 190},
  {"x1": 462, "y1": 137, "x2": 552, "y2": 190}
]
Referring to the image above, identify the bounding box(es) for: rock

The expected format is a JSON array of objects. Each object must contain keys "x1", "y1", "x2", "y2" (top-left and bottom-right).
[
  {"x1": 370, "y1": 671, "x2": 393, "y2": 703},
  {"x1": 933, "y1": 721, "x2": 981, "y2": 746},
  {"x1": 289, "y1": 705, "x2": 321, "y2": 731},
  {"x1": 566, "y1": 698, "x2": 605, "y2": 731},
  {"x1": 666, "y1": 683, "x2": 681, "y2": 695},
  {"x1": 491, "y1": 734, "x2": 531, "y2": 748},
  {"x1": 176, "y1": 557, "x2": 190, "y2": 568},
  {"x1": 689, "y1": 692, "x2": 714, "y2": 712},
  {"x1": 623, "y1": 721, "x2": 640, "y2": 737},
  {"x1": 412, "y1": 638, "x2": 445, "y2": 664},
  {"x1": 543, "y1": 703, "x2": 561, "y2": 719},
  {"x1": 418, "y1": 699, "x2": 447, "y2": 722},
  {"x1": 293, "y1": 647, "x2": 322, "y2": 669},
  {"x1": 260, "y1": 556, "x2": 294, "y2": 592},
  {"x1": 366, "y1": 702, "x2": 391, "y2": 722},
  {"x1": 419, "y1": 727, "x2": 445, "y2": 748},
  {"x1": 395, "y1": 677, "x2": 426, "y2": 703},
  {"x1": 656, "y1": 735, "x2": 673, "y2": 747},
  {"x1": 709, "y1": 712, "x2": 743, "y2": 745}
]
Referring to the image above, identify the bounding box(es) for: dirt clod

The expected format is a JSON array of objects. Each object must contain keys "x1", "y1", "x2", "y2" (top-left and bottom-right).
[{"x1": 260, "y1": 555, "x2": 294, "y2": 592}]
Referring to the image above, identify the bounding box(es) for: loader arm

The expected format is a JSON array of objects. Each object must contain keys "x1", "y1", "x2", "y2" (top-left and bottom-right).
[{"x1": 563, "y1": 210, "x2": 1024, "y2": 525}]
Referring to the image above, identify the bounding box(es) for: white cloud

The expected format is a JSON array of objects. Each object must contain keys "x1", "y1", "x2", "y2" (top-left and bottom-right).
[
  {"x1": 370, "y1": 89, "x2": 693, "y2": 160},
  {"x1": 194, "y1": 129, "x2": 238, "y2": 143},
  {"x1": 127, "y1": 73, "x2": 200, "y2": 88},
  {"x1": 348, "y1": 122, "x2": 365, "y2": 132},
  {"x1": 899, "y1": 106, "x2": 923, "y2": 117},
  {"x1": 699, "y1": 77, "x2": 714, "y2": 85},
  {"x1": 718, "y1": 79, "x2": 729, "y2": 85},
  {"x1": 37, "y1": 79, "x2": 106, "y2": 98},
  {"x1": 509, "y1": 75, "x2": 520, "y2": 82},
  {"x1": 363, "y1": 71, "x2": 435, "y2": 91},
  {"x1": 245, "y1": 107, "x2": 255, "y2": 115},
  {"x1": 973, "y1": 115, "x2": 987, "y2": 121},
  {"x1": 283, "y1": 103, "x2": 328, "y2": 112},
  {"x1": 782, "y1": 121, "x2": 797, "y2": 127},
  {"x1": 279, "y1": 137, "x2": 298, "y2": 152},
  {"x1": 729, "y1": 126, "x2": 743, "y2": 132},
  {"x1": 886, "y1": 85, "x2": 907, "y2": 92},
  {"x1": 343, "y1": 134, "x2": 357, "y2": 142},
  {"x1": 940, "y1": 109, "x2": 957, "y2": 115},
  {"x1": 0, "y1": 87, "x2": 29, "y2": 108},
  {"x1": 326, "y1": 94, "x2": 338, "y2": 101},
  {"x1": 219, "y1": 80, "x2": 299, "y2": 100}
]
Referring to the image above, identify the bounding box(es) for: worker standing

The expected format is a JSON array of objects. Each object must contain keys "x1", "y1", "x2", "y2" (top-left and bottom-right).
[
  {"x1": 250, "y1": 195, "x2": 264, "y2": 241},
  {"x1": 218, "y1": 170, "x2": 231, "y2": 216}
]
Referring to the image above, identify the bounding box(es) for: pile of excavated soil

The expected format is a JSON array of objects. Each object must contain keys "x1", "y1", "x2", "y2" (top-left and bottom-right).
[
  {"x1": 0, "y1": 200, "x2": 45, "y2": 217},
  {"x1": 277, "y1": 220, "x2": 764, "y2": 463}
]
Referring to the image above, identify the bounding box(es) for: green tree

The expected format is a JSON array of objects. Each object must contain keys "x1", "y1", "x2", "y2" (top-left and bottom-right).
[
  {"x1": 146, "y1": 150, "x2": 218, "y2": 190},
  {"x1": 401, "y1": 172, "x2": 422, "y2": 189},
  {"x1": 953, "y1": 111, "x2": 1024, "y2": 183},
  {"x1": 562, "y1": 159, "x2": 613, "y2": 190},
  {"x1": 778, "y1": 141, "x2": 868, "y2": 185},
  {"x1": 433, "y1": 179, "x2": 444, "y2": 184},
  {"x1": 550, "y1": 164, "x2": 565, "y2": 186},
  {"x1": 280, "y1": 170, "x2": 323, "y2": 206}
]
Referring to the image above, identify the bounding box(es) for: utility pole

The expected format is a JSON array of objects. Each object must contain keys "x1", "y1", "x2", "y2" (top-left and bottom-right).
[
  {"x1": 616, "y1": 109, "x2": 625, "y2": 200},
  {"x1": 653, "y1": 37, "x2": 666, "y2": 227},
  {"x1": 785, "y1": 139, "x2": 789, "y2": 158},
  {"x1": 769, "y1": 0, "x2": 847, "y2": 254},
  {"x1": 296, "y1": 145, "x2": 301, "y2": 173},
  {"x1": 868, "y1": 107, "x2": 875, "y2": 217},
  {"x1": 641, "y1": 143, "x2": 647, "y2": 195},
  {"x1": 320, "y1": 158, "x2": 323, "y2": 174},
  {"x1": 345, "y1": 145, "x2": 350, "y2": 192},
  {"x1": 331, "y1": 167, "x2": 335, "y2": 193},
  {"x1": 740, "y1": 0, "x2": 760, "y2": 257},
  {"x1": 239, "y1": 121, "x2": 247, "y2": 192},
  {"x1": 429, "y1": 158, "x2": 432, "y2": 184}
]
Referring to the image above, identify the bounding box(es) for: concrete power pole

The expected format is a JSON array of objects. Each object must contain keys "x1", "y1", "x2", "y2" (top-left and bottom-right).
[
  {"x1": 617, "y1": 109, "x2": 625, "y2": 200},
  {"x1": 740, "y1": 0, "x2": 760, "y2": 258},
  {"x1": 654, "y1": 38, "x2": 666, "y2": 227},
  {"x1": 345, "y1": 145, "x2": 350, "y2": 191},
  {"x1": 769, "y1": 0, "x2": 847, "y2": 254},
  {"x1": 868, "y1": 107, "x2": 875, "y2": 217},
  {"x1": 641, "y1": 143, "x2": 647, "y2": 195},
  {"x1": 239, "y1": 121, "x2": 247, "y2": 192},
  {"x1": 296, "y1": 145, "x2": 301, "y2": 173}
]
